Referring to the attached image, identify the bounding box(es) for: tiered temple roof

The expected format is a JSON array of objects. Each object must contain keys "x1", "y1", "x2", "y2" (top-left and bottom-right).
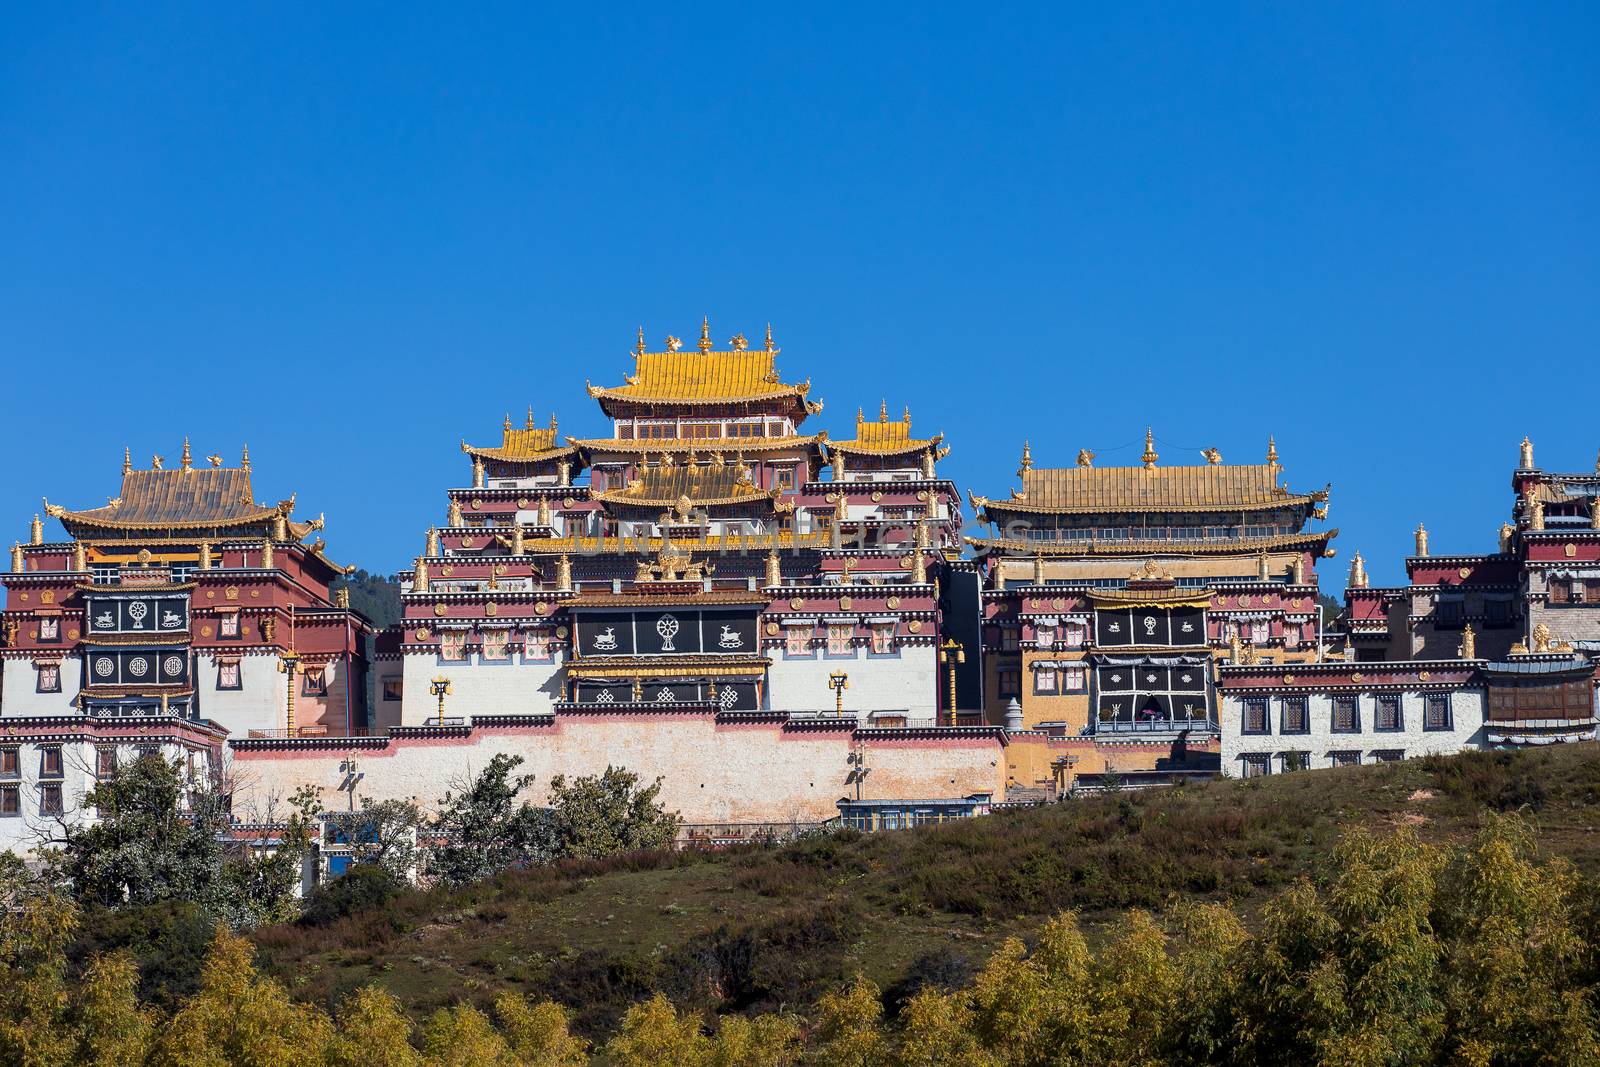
[
  {"x1": 586, "y1": 321, "x2": 822, "y2": 420},
  {"x1": 461, "y1": 413, "x2": 577, "y2": 465},
  {"x1": 593, "y1": 457, "x2": 790, "y2": 511},
  {"x1": 828, "y1": 403, "x2": 947, "y2": 458},
  {"x1": 43, "y1": 444, "x2": 314, "y2": 539}
]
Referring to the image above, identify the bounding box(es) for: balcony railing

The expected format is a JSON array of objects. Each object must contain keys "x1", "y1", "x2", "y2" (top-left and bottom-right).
[{"x1": 1092, "y1": 716, "x2": 1219, "y2": 735}]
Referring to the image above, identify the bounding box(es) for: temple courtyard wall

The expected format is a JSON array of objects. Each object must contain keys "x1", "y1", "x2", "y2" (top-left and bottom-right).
[{"x1": 228, "y1": 711, "x2": 1007, "y2": 825}]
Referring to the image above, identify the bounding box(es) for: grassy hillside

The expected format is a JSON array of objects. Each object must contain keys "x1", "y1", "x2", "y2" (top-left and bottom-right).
[{"x1": 227, "y1": 742, "x2": 1600, "y2": 1037}]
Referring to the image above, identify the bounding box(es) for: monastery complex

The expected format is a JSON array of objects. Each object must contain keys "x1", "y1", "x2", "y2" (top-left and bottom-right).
[{"x1": 2, "y1": 321, "x2": 1598, "y2": 851}]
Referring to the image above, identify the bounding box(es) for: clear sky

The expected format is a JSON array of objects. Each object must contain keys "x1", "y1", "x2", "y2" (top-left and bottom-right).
[{"x1": 2, "y1": 4, "x2": 1596, "y2": 583}]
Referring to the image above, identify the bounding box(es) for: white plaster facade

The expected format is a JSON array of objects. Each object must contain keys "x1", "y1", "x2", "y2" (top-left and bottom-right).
[
  {"x1": 399, "y1": 647, "x2": 567, "y2": 724},
  {"x1": 229, "y1": 714, "x2": 1006, "y2": 826},
  {"x1": 764, "y1": 643, "x2": 938, "y2": 722},
  {"x1": 1220, "y1": 687, "x2": 1487, "y2": 776}
]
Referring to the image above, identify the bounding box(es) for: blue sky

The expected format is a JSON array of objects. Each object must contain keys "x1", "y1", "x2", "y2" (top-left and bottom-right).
[{"x1": 2, "y1": 4, "x2": 1596, "y2": 583}]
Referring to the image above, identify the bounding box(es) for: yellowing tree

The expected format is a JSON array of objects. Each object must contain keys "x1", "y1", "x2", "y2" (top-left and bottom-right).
[
  {"x1": 602, "y1": 993, "x2": 712, "y2": 1067},
  {"x1": 418, "y1": 1004, "x2": 518, "y2": 1067},
  {"x1": 492, "y1": 992, "x2": 589, "y2": 1067},
  {"x1": 805, "y1": 976, "x2": 890, "y2": 1067},
  {"x1": 330, "y1": 986, "x2": 424, "y2": 1067}
]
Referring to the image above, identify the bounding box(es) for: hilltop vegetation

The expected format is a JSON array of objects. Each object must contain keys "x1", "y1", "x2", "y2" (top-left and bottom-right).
[{"x1": 9, "y1": 744, "x2": 1600, "y2": 1063}]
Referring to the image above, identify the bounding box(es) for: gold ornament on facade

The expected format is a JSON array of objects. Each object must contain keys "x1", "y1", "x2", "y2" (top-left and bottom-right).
[
  {"x1": 470, "y1": 498, "x2": 483, "y2": 511},
  {"x1": 765, "y1": 622, "x2": 779, "y2": 636},
  {"x1": 461, "y1": 536, "x2": 477, "y2": 549},
  {"x1": 1349, "y1": 552, "x2": 1368, "y2": 589},
  {"x1": 225, "y1": 586, "x2": 240, "y2": 601},
  {"x1": 448, "y1": 499, "x2": 463, "y2": 527},
  {"x1": 260, "y1": 616, "x2": 276, "y2": 642},
  {"x1": 1351, "y1": 672, "x2": 1364, "y2": 682},
  {"x1": 40, "y1": 590, "x2": 55, "y2": 604},
  {"x1": 839, "y1": 596, "x2": 853, "y2": 610},
  {"x1": 535, "y1": 602, "x2": 550, "y2": 616},
  {"x1": 1565, "y1": 543, "x2": 1578, "y2": 558},
  {"x1": 870, "y1": 490, "x2": 882, "y2": 502},
  {"x1": 1499, "y1": 522, "x2": 1515, "y2": 553},
  {"x1": 415, "y1": 628, "x2": 430, "y2": 641},
  {"x1": 908, "y1": 620, "x2": 922, "y2": 633},
  {"x1": 555, "y1": 625, "x2": 569, "y2": 639},
  {"x1": 790, "y1": 597, "x2": 804, "y2": 610},
  {"x1": 250, "y1": 589, "x2": 260, "y2": 598},
  {"x1": 887, "y1": 596, "x2": 901, "y2": 609},
  {"x1": 1532, "y1": 622, "x2": 1553, "y2": 654},
  {"x1": 433, "y1": 603, "x2": 448, "y2": 616},
  {"x1": 486, "y1": 602, "x2": 498, "y2": 617}
]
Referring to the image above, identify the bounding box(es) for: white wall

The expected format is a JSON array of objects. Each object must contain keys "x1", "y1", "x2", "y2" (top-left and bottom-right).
[
  {"x1": 400, "y1": 648, "x2": 566, "y2": 724},
  {"x1": 764, "y1": 643, "x2": 938, "y2": 722},
  {"x1": 1221, "y1": 688, "x2": 1486, "y2": 776},
  {"x1": 1, "y1": 657, "x2": 82, "y2": 717},
  {"x1": 196, "y1": 652, "x2": 283, "y2": 735}
]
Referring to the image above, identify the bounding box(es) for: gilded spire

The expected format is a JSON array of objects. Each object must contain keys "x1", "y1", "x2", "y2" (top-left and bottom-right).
[
  {"x1": 635, "y1": 326, "x2": 647, "y2": 357},
  {"x1": 526, "y1": 406, "x2": 535, "y2": 430},
  {"x1": 550, "y1": 412, "x2": 558, "y2": 436},
  {"x1": 241, "y1": 444, "x2": 251, "y2": 472},
  {"x1": 503, "y1": 413, "x2": 512, "y2": 431},
  {"x1": 879, "y1": 399, "x2": 888, "y2": 422},
  {"x1": 10, "y1": 543, "x2": 22, "y2": 574},
  {"x1": 30, "y1": 515, "x2": 42, "y2": 545},
  {"x1": 1017, "y1": 441, "x2": 1033, "y2": 479},
  {"x1": 1519, "y1": 436, "x2": 1535, "y2": 470},
  {"x1": 856, "y1": 406, "x2": 864, "y2": 425},
  {"x1": 903, "y1": 405, "x2": 911, "y2": 425},
  {"x1": 180, "y1": 437, "x2": 192, "y2": 471},
  {"x1": 1266, "y1": 436, "x2": 1279, "y2": 466},
  {"x1": 1414, "y1": 523, "x2": 1429, "y2": 557},
  {"x1": 764, "y1": 323, "x2": 775, "y2": 352},
  {"x1": 1141, "y1": 428, "x2": 1158, "y2": 469},
  {"x1": 697, "y1": 315, "x2": 713, "y2": 353},
  {"x1": 122, "y1": 447, "x2": 132, "y2": 475},
  {"x1": 1349, "y1": 551, "x2": 1368, "y2": 589}
]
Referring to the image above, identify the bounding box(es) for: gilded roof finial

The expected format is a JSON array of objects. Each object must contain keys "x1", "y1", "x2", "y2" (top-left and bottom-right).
[
  {"x1": 1414, "y1": 523, "x2": 1429, "y2": 557},
  {"x1": 526, "y1": 406, "x2": 535, "y2": 430},
  {"x1": 856, "y1": 406, "x2": 864, "y2": 426},
  {"x1": 1267, "y1": 436, "x2": 1279, "y2": 466},
  {"x1": 730, "y1": 331, "x2": 748, "y2": 350},
  {"x1": 764, "y1": 323, "x2": 775, "y2": 352},
  {"x1": 1201, "y1": 447, "x2": 1222, "y2": 465},
  {"x1": 1349, "y1": 551, "x2": 1368, "y2": 589},
  {"x1": 180, "y1": 437, "x2": 192, "y2": 471},
  {"x1": 1076, "y1": 448, "x2": 1095, "y2": 468},
  {"x1": 30, "y1": 515, "x2": 43, "y2": 545},
  {"x1": 1519, "y1": 436, "x2": 1535, "y2": 469},
  {"x1": 1141, "y1": 428, "x2": 1158, "y2": 469},
  {"x1": 879, "y1": 399, "x2": 888, "y2": 422},
  {"x1": 903, "y1": 406, "x2": 911, "y2": 425},
  {"x1": 697, "y1": 315, "x2": 713, "y2": 353},
  {"x1": 241, "y1": 444, "x2": 251, "y2": 472},
  {"x1": 150, "y1": 453, "x2": 164, "y2": 470},
  {"x1": 503, "y1": 413, "x2": 512, "y2": 431},
  {"x1": 665, "y1": 334, "x2": 682, "y2": 352},
  {"x1": 206, "y1": 453, "x2": 223, "y2": 468},
  {"x1": 1017, "y1": 441, "x2": 1033, "y2": 479},
  {"x1": 635, "y1": 326, "x2": 647, "y2": 357},
  {"x1": 549, "y1": 412, "x2": 558, "y2": 435},
  {"x1": 122, "y1": 447, "x2": 132, "y2": 475}
]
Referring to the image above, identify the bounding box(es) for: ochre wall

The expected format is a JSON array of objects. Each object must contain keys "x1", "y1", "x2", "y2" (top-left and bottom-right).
[{"x1": 229, "y1": 713, "x2": 1007, "y2": 825}]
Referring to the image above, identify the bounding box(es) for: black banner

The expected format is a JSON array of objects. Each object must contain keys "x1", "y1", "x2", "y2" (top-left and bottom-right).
[
  {"x1": 573, "y1": 608, "x2": 760, "y2": 658},
  {"x1": 571, "y1": 679, "x2": 759, "y2": 710},
  {"x1": 86, "y1": 649, "x2": 190, "y2": 687},
  {"x1": 1094, "y1": 606, "x2": 1205, "y2": 648},
  {"x1": 84, "y1": 594, "x2": 189, "y2": 636}
]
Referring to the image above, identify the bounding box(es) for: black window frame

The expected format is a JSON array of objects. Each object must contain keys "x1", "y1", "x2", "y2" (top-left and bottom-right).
[
  {"x1": 1375, "y1": 694, "x2": 1402, "y2": 733},
  {"x1": 1279, "y1": 696, "x2": 1309, "y2": 735},
  {"x1": 1331, "y1": 695, "x2": 1361, "y2": 734},
  {"x1": 1329, "y1": 750, "x2": 1362, "y2": 768},
  {"x1": 0, "y1": 783, "x2": 19, "y2": 817},
  {"x1": 38, "y1": 783, "x2": 63, "y2": 816},
  {"x1": 1242, "y1": 697, "x2": 1270, "y2": 735},
  {"x1": 1240, "y1": 753, "x2": 1270, "y2": 778},
  {"x1": 38, "y1": 746, "x2": 63, "y2": 779},
  {"x1": 36, "y1": 663, "x2": 62, "y2": 693},
  {"x1": 1424, "y1": 693, "x2": 1453, "y2": 732},
  {"x1": 0, "y1": 747, "x2": 17, "y2": 778}
]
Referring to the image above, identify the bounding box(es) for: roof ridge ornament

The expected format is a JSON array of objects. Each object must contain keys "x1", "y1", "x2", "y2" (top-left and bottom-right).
[
  {"x1": 151, "y1": 453, "x2": 164, "y2": 470},
  {"x1": 1201, "y1": 447, "x2": 1222, "y2": 465},
  {"x1": 665, "y1": 335, "x2": 683, "y2": 352},
  {"x1": 1017, "y1": 441, "x2": 1033, "y2": 479},
  {"x1": 1267, "y1": 435, "x2": 1279, "y2": 466},
  {"x1": 879, "y1": 399, "x2": 888, "y2": 422},
  {"x1": 1076, "y1": 449, "x2": 1094, "y2": 468},
  {"x1": 1520, "y1": 435, "x2": 1535, "y2": 470},
  {"x1": 1141, "y1": 428, "x2": 1158, "y2": 469},
  {"x1": 241, "y1": 444, "x2": 251, "y2": 472},
  {"x1": 180, "y1": 438, "x2": 193, "y2": 471},
  {"x1": 636, "y1": 326, "x2": 647, "y2": 357},
  {"x1": 1349, "y1": 551, "x2": 1368, "y2": 588},
  {"x1": 730, "y1": 331, "x2": 748, "y2": 351},
  {"x1": 697, "y1": 316, "x2": 713, "y2": 353},
  {"x1": 122, "y1": 447, "x2": 132, "y2": 475},
  {"x1": 764, "y1": 323, "x2": 775, "y2": 352}
]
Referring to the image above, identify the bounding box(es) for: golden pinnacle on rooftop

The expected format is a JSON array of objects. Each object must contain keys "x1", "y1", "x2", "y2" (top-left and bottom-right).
[
  {"x1": 1017, "y1": 441, "x2": 1033, "y2": 479},
  {"x1": 878, "y1": 399, "x2": 889, "y2": 422},
  {"x1": 764, "y1": 323, "x2": 775, "y2": 352},
  {"x1": 241, "y1": 444, "x2": 251, "y2": 472},
  {"x1": 122, "y1": 447, "x2": 132, "y2": 475},
  {"x1": 697, "y1": 315, "x2": 713, "y2": 353},
  {"x1": 180, "y1": 438, "x2": 193, "y2": 471},
  {"x1": 635, "y1": 326, "x2": 646, "y2": 357},
  {"x1": 1141, "y1": 428, "x2": 1158, "y2": 469},
  {"x1": 1520, "y1": 435, "x2": 1535, "y2": 469}
]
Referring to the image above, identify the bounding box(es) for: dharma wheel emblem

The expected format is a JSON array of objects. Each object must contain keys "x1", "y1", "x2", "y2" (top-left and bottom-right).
[
  {"x1": 656, "y1": 614, "x2": 680, "y2": 651},
  {"x1": 128, "y1": 602, "x2": 148, "y2": 629}
]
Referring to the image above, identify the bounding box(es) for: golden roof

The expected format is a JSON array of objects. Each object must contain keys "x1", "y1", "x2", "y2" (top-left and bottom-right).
[
  {"x1": 829, "y1": 403, "x2": 946, "y2": 456},
  {"x1": 967, "y1": 528, "x2": 1338, "y2": 558},
  {"x1": 594, "y1": 460, "x2": 784, "y2": 510},
  {"x1": 976, "y1": 463, "x2": 1324, "y2": 516},
  {"x1": 587, "y1": 324, "x2": 821, "y2": 417},
  {"x1": 576, "y1": 433, "x2": 826, "y2": 456},
  {"x1": 46, "y1": 462, "x2": 292, "y2": 533},
  {"x1": 462, "y1": 415, "x2": 578, "y2": 463}
]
